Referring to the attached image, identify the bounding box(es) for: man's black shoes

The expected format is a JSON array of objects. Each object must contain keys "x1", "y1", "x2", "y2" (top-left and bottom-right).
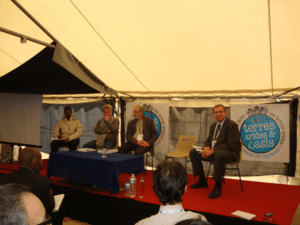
[
  {"x1": 208, "y1": 186, "x2": 221, "y2": 199},
  {"x1": 190, "y1": 180, "x2": 208, "y2": 189}
]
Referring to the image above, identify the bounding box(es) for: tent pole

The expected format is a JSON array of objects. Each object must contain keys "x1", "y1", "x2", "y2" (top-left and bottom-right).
[
  {"x1": 115, "y1": 98, "x2": 122, "y2": 147},
  {"x1": 0, "y1": 27, "x2": 55, "y2": 49},
  {"x1": 11, "y1": 0, "x2": 57, "y2": 42}
]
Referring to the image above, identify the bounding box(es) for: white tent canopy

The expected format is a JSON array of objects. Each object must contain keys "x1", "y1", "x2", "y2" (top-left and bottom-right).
[{"x1": 1, "y1": 0, "x2": 300, "y2": 99}]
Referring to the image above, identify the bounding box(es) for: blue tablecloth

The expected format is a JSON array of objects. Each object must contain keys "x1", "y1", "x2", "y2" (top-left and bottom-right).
[{"x1": 47, "y1": 151, "x2": 145, "y2": 194}]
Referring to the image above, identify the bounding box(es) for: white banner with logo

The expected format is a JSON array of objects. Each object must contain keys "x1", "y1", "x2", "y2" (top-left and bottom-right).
[
  {"x1": 125, "y1": 102, "x2": 169, "y2": 153},
  {"x1": 231, "y1": 104, "x2": 289, "y2": 162}
]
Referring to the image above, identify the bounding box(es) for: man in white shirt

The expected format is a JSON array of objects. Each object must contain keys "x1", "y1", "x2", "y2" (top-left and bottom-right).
[
  {"x1": 189, "y1": 104, "x2": 241, "y2": 199},
  {"x1": 135, "y1": 161, "x2": 207, "y2": 225}
]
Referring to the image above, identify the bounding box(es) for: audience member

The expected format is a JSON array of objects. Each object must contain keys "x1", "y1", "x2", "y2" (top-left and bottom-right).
[
  {"x1": 135, "y1": 161, "x2": 207, "y2": 225},
  {"x1": 0, "y1": 183, "x2": 48, "y2": 225},
  {"x1": 51, "y1": 106, "x2": 82, "y2": 152},
  {"x1": 83, "y1": 104, "x2": 119, "y2": 149},
  {"x1": 118, "y1": 105, "x2": 157, "y2": 155},
  {"x1": 0, "y1": 147, "x2": 63, "y2": 225},
  {"x1": 175, "y1": 218, "x2": 212, "y2": 225}
]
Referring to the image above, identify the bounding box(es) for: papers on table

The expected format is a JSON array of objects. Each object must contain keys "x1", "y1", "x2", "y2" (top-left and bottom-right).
[
  {"x1": 76, "y1": 148, "x2": 118, "y2": 154},
  {"x1": 53, "y1": 194, "x2": 65, "y2": 212},
  {"x1": 231, "y1": 210, "x2": 257, "y2": 220},
  {"x1": 192, "y1": 145, "x2": 203, "y2": 152},
  {"x1": 97, "y1": 149, "x2": 118, "y2": 154},
  {"x1": 76, "y1": 148, "x2": 96, "y2": 152}
]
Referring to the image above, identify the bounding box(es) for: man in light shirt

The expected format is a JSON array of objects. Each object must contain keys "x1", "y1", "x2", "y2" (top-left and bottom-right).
[
  {"x1": 189, "y1": 104, "x2": 241, "y2": 199},
  {"x1": 135, "y1": 161, "x2": 207, "y2": 225},
  {"x1": 51, "y1": 106, "x2": 82, "y2": 152},
  {"x1": 82, "y1": 104, "x2": 119, "y2": 149}
]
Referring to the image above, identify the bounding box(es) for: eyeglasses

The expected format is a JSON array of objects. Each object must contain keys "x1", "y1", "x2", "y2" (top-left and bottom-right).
[{"x1": 38, "y1": 214, "x2": 51, "y2": 225}]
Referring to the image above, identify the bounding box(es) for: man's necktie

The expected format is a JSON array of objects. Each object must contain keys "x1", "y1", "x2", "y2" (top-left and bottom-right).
[{"x1": 214, "y1": 124, "x2": 221, "y2": 139}]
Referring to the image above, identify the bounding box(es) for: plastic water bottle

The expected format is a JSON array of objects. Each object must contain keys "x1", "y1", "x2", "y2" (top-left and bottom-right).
[
  {"x1": 129, "y1": 174, "x2": 136, "y2": 198},
  {"x1": 125, "y1": 180, "x2": 130, "y2": 197},
  {"x1": 138, "y1": 177, "x2": 144, "y2": 199}
]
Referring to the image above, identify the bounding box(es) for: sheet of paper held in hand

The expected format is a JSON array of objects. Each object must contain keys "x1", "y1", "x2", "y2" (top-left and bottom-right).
[
  {"x1": 193, "y1": 145, "x2": 203, "y2": 152},
  {"x1": 53, "y1": 194, "x2": 65, "y2": 212}
]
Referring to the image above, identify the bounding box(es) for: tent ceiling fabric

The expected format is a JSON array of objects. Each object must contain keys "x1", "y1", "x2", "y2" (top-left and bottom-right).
[{"x1": 1, "y1": 0, "x2": 300, "y2": 98}]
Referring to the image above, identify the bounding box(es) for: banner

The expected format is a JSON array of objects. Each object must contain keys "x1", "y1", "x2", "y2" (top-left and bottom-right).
[
  {"x1": 231, "y1": 104, "x2": 289, "y2": 162},
  {"x1": 125, "y1": 102, "x2": 169, "y2": 153}
]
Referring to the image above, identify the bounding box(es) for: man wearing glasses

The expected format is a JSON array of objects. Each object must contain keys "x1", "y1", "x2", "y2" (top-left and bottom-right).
[
  {"x1": 0, "y1": 148, "x2": 63, "y2": 224},
  {"x1": 0, "y1": 183, "x2": 51, "y2": 225},
  {"x1": 189, "y1": 104, "x2": 241, "y2": 199}
]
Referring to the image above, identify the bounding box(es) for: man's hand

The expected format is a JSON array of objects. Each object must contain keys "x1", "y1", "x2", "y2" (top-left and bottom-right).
[
  {"x1": 104, "y1": 115, "x2": 110, "y2": 121},
  {"x1": 58, "y1": 135, "x2": 62, "y2": 139},
  {"x1": 201, "y1": 148, "x2": 215, "y2": 159},
  {"x1": 136, "y1": 140, "x2": 150, "y2": 147},
  {"x1": 64, "y1": 138, "x2": 70, "y2": 143}
]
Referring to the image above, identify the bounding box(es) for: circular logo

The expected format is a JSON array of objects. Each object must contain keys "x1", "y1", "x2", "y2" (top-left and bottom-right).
[
  {"x1": 240, "y1": 115, "x2": 280, "y2": 153},
  {"x1": 143, "y1": 111, "x2": 161, "y2": 137}
]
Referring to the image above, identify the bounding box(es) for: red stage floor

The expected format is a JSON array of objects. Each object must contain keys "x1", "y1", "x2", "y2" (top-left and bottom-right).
[{"x1": 1, "y1": 160, "x2": 299, "y2": 224}]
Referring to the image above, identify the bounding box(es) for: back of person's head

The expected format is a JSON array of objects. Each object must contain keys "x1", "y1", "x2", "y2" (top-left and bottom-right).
[
  {"x1": 153, "y1": 161, "x2": 187, "y2": 205},
  {"x1": 175, "y1": 218, "x2": 212, "y2": 225},
  {"x1": 18, "y1": 147, "x2": 43, "y2": 173},
  {"x1": 0, "y1": 183, "x2": 47, "y2": 225},
  {"x1": 0, "y1": 183, "x2": 30, "y2": 225}
]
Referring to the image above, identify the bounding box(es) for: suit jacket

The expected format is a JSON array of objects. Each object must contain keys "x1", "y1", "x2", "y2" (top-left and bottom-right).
[
  {"x1": 0, "y1": 167, "x2": 55, "y2": 213},
  {"x1": 204, "y1": 118, "x2": 241, "y2": 161},
  {"x1": 126, "y1": 117, "x2": 158, "y2": 155}
]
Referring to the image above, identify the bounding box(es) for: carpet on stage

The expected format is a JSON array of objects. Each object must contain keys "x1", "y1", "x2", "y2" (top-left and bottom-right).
[
  {"x1": 50, "y1": 169, "x2": 299, "y2": 225},
  {"x1": 1, "y1": 160, "x2": 299, "y2": 225}
]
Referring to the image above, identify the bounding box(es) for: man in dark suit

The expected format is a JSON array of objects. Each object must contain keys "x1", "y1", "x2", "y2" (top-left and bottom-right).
[
  {"x1": 118, "y1": 105, "x2": 158, "y2": 155},
  {"x1": 189, "y1": 104, "x2": 241, "y2": 199},
  {"x1": 0, "y1": 147, "x2": 63, "y2": 225}
]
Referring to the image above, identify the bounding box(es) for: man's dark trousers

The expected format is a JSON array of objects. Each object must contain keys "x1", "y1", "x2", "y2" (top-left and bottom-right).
[{"x1": 189, "y1": 149, "x2": 236, "y2": 182}]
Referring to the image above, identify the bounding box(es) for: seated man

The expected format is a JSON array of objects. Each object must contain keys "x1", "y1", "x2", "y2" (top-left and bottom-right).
[
  {"x1": 83, "y1": 104, "x2": 119, "y2": 149},
  {"x1": 135, "y1": 161, "x2": 207, "y2": 225},
  {"x1": 0, "y1": 147, "x2": 64, "y2": 225},
  {"x1": 51, "y1": 106, "x2": 82, "y2": 152},
  {"x1": 118, "y1": 105, "x2": 157, "y2": 155},
  {"x1": 189, "y1": 104, "x2": 241, "y2": 199},
  {"x1": 0, "y1": 183, "x2": 48, "y2": 225}
]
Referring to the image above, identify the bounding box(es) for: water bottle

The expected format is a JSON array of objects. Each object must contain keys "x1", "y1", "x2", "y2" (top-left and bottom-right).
[
  {"x1": 138, "y1": 177, "x2": 145, "y2": 199},
  {"x1": 125, "y1": 180, "x2": 130, "y2": 197},
  {"x1": 129, "y1": 174, "x2": 136, "y2": 198}
]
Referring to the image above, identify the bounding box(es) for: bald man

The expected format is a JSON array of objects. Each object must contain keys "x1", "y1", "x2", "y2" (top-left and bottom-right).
[
  {"x1": 0, "y1": 147, "x2": 63, "y2": 225},
  {"x1": 0, "y1": 183, "x2": 48, "y2": 225}
]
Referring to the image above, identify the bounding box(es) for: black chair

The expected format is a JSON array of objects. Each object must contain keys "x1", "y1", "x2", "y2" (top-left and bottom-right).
[{"x1": 206, "y1": 141, "x2": 244, "y2": 191}]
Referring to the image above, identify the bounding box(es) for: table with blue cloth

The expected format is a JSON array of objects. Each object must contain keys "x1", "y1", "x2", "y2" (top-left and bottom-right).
[{"x1": 47, "y1": 151, "x2": 145, "y2": 194}]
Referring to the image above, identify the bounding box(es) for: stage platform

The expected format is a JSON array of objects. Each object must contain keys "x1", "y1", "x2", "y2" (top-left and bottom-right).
[{"x1": 1, "y1": 158, "x2": 299, "y2": 225}]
